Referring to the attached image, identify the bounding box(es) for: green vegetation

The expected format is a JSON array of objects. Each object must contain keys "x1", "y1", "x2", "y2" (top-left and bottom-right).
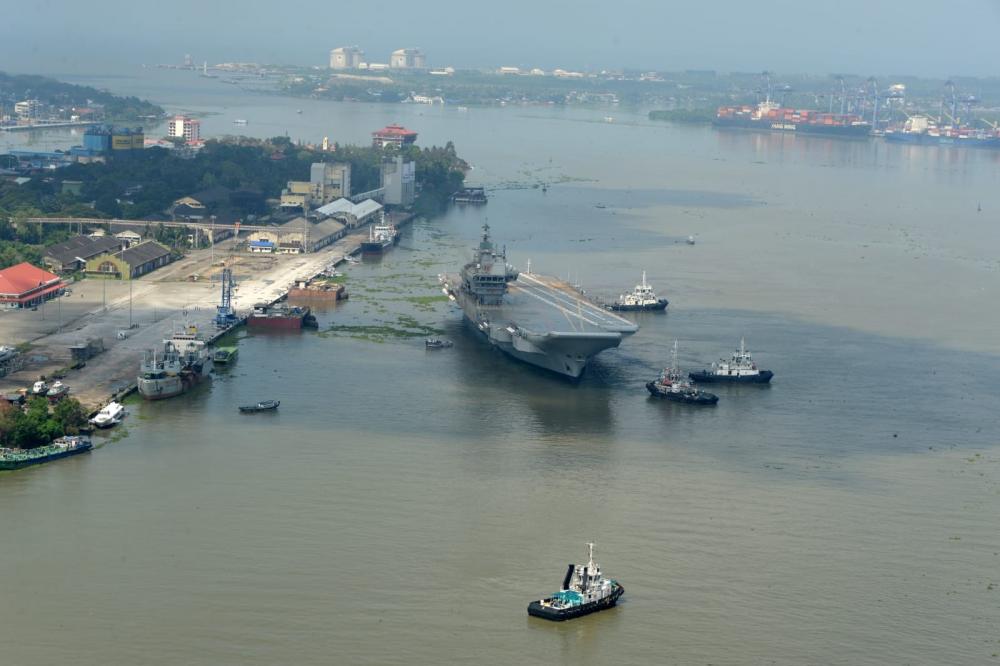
[
  {"x1": 648, "y1": 108, "x2": 717, "y2": 124},
  {"x1": 0, "y1": 397, "x2": 89, "y2": 449},
  {"x1": 0, "y1": 71, "x2": 164, "y2": 120},
  {"x1": 321, "y1": 314, "x2": 443, "y2": 343},
  {"x1": 0, "y1": 136, "x2": 468, "y2": 268}
]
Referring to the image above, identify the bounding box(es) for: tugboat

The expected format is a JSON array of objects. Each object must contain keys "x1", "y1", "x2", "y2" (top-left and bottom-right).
[
  {"x1": 689, "y1": 338, "x2": 774, "y2": 384},
  {"x1": 608, "y1": 272, "x2": 668, "y2": 312},
  {"x1": 646, "y1": 341, "x2": 719, "y2": 405},
  {"x1": 527, "y1": 543, "x2": 624, "y2": 621}
]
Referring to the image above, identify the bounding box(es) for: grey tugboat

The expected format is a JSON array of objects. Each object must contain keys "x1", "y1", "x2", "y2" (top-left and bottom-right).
[
  {"x1": 440, "y1": 224, "x2": 638, "y2": 378},
  {"x1": 689, "y1": 338, "x2": 773, "y2": 384},
  {"x1": 647, "y1": 341, "x2": 719, "y2": 405},
  {"x1": 527, "y1": 542, "x2": 624, "y2": 621}
]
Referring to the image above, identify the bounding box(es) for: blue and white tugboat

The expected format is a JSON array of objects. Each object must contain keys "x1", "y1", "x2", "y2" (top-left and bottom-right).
[
  {"x1": 646, "y1": 341, "x2": 719, "y2": 405},
  {"x1": 689, "y1": 338, "x2": 773, "y2": 384},
  {"x1": 527, "y1": 543, "x2": 624, "y2": 621}
]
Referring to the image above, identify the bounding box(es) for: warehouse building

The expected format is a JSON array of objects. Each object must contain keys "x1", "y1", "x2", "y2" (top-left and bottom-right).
[
  {"x1": 0, "y1": 263, "x2": 65, "y2": 309},
  {"x1": 85, "y1": 241, "x2": 173, "y2": 280},
  {"x1": 43, "y1": 235, "x2": 123, "y2": 273}
]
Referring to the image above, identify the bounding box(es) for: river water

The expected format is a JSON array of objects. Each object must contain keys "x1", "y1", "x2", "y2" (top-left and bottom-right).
[{"x1": 2, "y1": 69, "x2": 998, "y2": 665}]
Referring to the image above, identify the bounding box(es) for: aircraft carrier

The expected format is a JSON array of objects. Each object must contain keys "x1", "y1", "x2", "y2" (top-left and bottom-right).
[{"x1": 440, "y1": 224, "x2": 638, "y2": 378}]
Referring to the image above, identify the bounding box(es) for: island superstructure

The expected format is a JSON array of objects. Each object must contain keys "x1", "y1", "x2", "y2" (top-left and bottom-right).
[{"x1": 441, "y1": 224, "x2": 638, "y2": 378}]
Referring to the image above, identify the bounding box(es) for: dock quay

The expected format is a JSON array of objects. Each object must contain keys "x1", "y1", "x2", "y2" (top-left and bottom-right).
[{"x1": 0, "y1": 212, "x2": 419, "y2": 412}]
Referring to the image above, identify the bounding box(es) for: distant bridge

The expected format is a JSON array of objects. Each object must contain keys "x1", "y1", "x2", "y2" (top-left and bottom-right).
[{"x1": 24, "y1": 217, "x2": 274, "y2": 236}]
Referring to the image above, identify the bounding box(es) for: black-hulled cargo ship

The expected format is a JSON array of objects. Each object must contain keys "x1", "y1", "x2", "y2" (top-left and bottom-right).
[
  {"x1": 527, "y1": 543, "x2": 624, "y2": 621},
  {"x1": 714, "y1": 101, "x2": 871, "y2": 137},
  {"x1": 689, "y1": 338, "x2": 773, "y2": 384},
  {"x1": 360, "y1": 221, "x2": 399, "y2": 255}
]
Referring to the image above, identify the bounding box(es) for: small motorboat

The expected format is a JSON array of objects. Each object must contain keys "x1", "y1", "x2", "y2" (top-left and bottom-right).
[
  {"x1": 239, "y1": 399, "x2": 280, "y2": 413},
  {"x1": 90, "y1": 401, "x2": 126, "y2": 428},
  {"x1": 46, "y1": 381, "x2": 70, "y2": 399},
  {"x1": 425, "y1": 338, "x2": 453, "y2": 349},
  {"x1": 31, "y1": 380, "x2": 49, "y2": 395},
  {"x1": 686, "y1": 235, "x2": 696, "y2": 245}
]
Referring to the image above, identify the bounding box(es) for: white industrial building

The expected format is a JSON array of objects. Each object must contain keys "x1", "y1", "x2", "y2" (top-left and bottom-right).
[
  {"x1": 315, "y1": 198, "x2": 384, "y2": 228},
  {"x1": 329, "y1": 46, "x2": 364, "y2": 69},
  {"x1": 390, "y1": 48, "x2": 426, "y2": 69},
  {"x1": 381, "y1": 156, "x2": 415, "y2": 206}
]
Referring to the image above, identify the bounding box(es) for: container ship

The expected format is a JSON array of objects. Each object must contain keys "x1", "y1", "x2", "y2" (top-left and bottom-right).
[
  {"x1": 440, "y1": 223, "x2": 638, "y2": 378},
  {"x1": 714, "y1": 101, "x2": 871, "y2": 137},
  {"x1": 137, "y1": 326, "x2": 213, "y2": 400},
  {"x1": 247, "y1": 303, "x2": 317, "y2": 330},
  {"x1": 884, "y1": 115, "x2": 1000, "y2": 148}
]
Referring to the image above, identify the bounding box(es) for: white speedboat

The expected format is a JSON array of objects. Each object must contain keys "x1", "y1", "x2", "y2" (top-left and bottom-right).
[{"x1": 90, "y1": 401, "x2": 126, "y2": 428}]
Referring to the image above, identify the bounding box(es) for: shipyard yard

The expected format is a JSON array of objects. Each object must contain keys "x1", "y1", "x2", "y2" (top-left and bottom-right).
[
  {"x1": 0, "y1": 225, "x2": 378, "y2": 409},
  {"x1": 2, "y1": 68, "x2": 1000, "y2": 666}
]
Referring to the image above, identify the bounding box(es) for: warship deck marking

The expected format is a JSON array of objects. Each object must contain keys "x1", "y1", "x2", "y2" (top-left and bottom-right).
[{"x1": 506, "y1": 273, "x2": 638, "y2": 334}]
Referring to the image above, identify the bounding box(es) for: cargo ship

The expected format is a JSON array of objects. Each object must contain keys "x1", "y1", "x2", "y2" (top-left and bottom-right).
[
  {"x1": 0, "y1": 436, "x2": 92, "y2": 471},
  {"x1": 714, "y1": 101, "x2": 871, "y2": 137},
  {"x1": 247, "y1": 303, "x2": 317, "y2": 330},
  {"x1": 137, "y1": 325, "x2": 213, "y2": 400},
  {"x1": 360, "y1": 222, "x2": 399, "y2": 255},
  {"x1": 884, "y1": 115, "x2": 1000, "y2": 148},
  {"x1": 441, "y1": 223, "x2": 638, "y2": 378}
]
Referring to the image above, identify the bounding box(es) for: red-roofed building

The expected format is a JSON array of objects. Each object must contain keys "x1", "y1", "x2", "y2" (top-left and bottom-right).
[
  {"x1": 0, "y1": 262, "x2": 66, "y2": 309},
  {"x1": 372, "y1": 124, "x2": 418, "y2": 149}
]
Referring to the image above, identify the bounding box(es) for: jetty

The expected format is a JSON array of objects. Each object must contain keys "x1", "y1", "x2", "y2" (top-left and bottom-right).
[{"x1": 0, "y1": 211, "x2": 417, "y2": 411}]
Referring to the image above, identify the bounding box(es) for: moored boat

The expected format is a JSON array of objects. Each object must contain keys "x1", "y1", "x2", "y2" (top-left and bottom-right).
[
  {"x1": 360, "y1": 221, "x2": 399, "y2": 255},
  {"x1": 425, "y1": 338, "x2": 453, "y2": 349},
  {"x1": 647, "y1": 341, "x2": 719, "y2": 405},
  {"x1": 689, "y1": 338, "x2": 773, "y2": 384},
  {"x1": 213, "y1": 346, "x2": 238, "y2": 363},
  {"x1": 137, "y1": 325, "x2": 213, "y2": 400},
  {"x1": 239, "y1": 399, "x2": 279, "y2": 413},
  {"x1": 527, "y1": 543, "x2": 624, "y2": 621},
  {"x1": 0, "y1": 436, "x2": 92, "y2": 471},
  {"x1": 452, "y1": 187, "x2": 488, "y2": 205},
  {"x1": 90, "y1": 401, "x2": 126, "y2": 428},
  {"x1": 248, "y1": 303, "x2": 316, "y2": 330},
  {"x1": 608, "y1": 271, "x2": 668, "y2": 312},
  {"x1": 46, "y1": 381, "x2": 70, "y2": 399}
]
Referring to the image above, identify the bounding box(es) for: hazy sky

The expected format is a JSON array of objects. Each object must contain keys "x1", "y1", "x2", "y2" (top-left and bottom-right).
[{"x1": 3, "y1": 0, "x2": 1000, "y2": 78}]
